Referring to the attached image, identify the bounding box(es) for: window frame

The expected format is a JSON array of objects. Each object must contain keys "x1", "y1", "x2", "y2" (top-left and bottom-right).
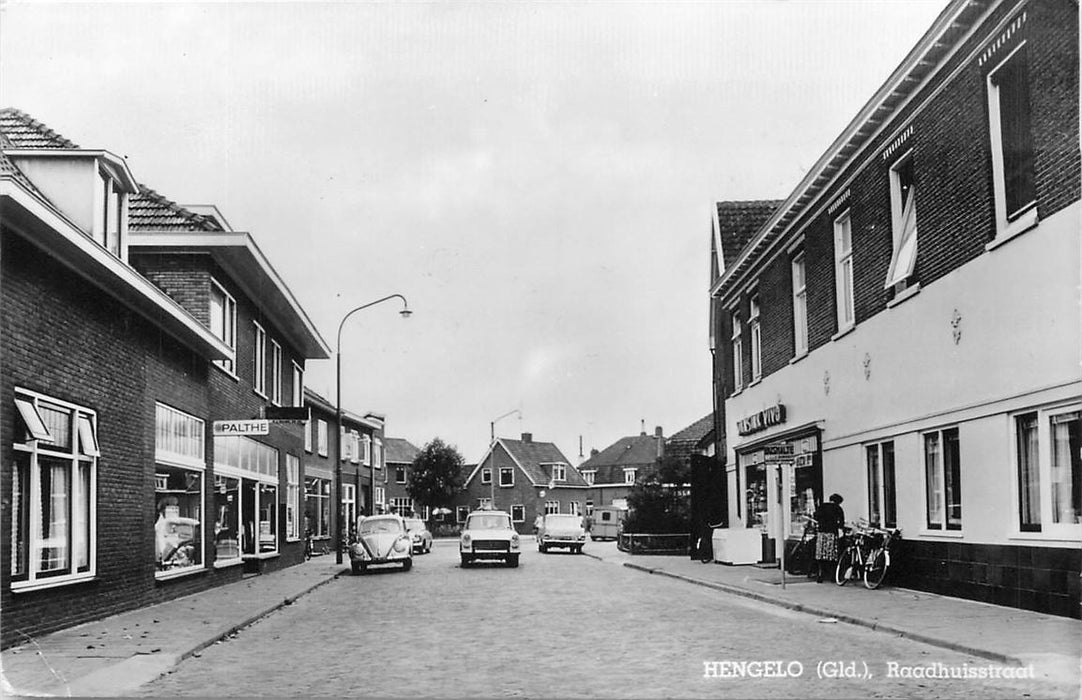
[
  {"x1": 481, "y1": 467, "x2": 492, "y2": 485},
  {"x1": 291, "y1": 362, "x2": 304, "y2": 407},
  {"x1": 1011, "y1": 404, "x2": 1081, "y2": 539},
  {"x1": 499, "y1": 467, "x2": 514, "y2": 487},
  {"x1": 252, "y1": 322, "x2": 267, "y2": 397},
  {"x1": 731, "y1": 311, "x2": 744, "y2": 393},
  {"x1": 623, "y1": 468, "x2": 637, "y2": 485},
  {"x1": 582, "y1": 470, "x2": 596, "y2": 486},
  {"x1": 791, "y1": 253, "x2": 808, "y2": 357},
  {"x1": 923, "y1": 426, "x2": 962, "y2": 532},
  {"x1": 11, "y1": 389, "x2": 98, "y2": 591},
  {"x1": 269, "y1": 340, "x2": 283, "y2": 406},
  {"x1": 885, "y1": 150, "x2": 918, "y2": 291},
  {"x1": 865, "y1": 440, "x2": 897, "y2": 529},
  {"x1": 749, "y1": 294, "x2": 762, "y2": 381},
  {"x1": 317, "y1": 419, "x2": 328, "y2": 457},
  {"x1": 209, "y1": 279, "x2": 237, "y2": 375},
  {"x1": 986, "y1": 40, "x2": 1039, "y2": 244},
  {"x1": 545, "y1": 501, "x2": 560, "y2": 516},
  {"x1": 833, "y1": 210, "x2": 855, "y2": 332},
  {"x1": 286, "y1": 455, "x2": 301, "y2": 541},
  {"x1": 395, "y1": 465, "x2": 407, "y2": 484},
  {"x1": 153, "y1": 403, "x2": 207, "y2": 579},
  {"x1": 510, "y1": 504, "x2": 525, "y2": 523}
]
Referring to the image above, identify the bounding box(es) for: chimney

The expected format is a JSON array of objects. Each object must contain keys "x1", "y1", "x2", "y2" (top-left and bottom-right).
[
  {"x1": 578, "y1": 435, "x2": 583, "y2": 459},
  {"x1": 591, "y1": 448, "x2": 599, "y2": 457},
  {"x1": 640, "y1": 419, "x2": 646, "y2": 436},
  {"x1": 521, "y1": 432, "x2": 532, "y2": 443},
  {"x1": 655, "y1": 426, "x2": 664, "y2": 460}
]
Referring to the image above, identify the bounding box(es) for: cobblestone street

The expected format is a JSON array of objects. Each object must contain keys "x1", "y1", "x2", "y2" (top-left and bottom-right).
[{"x1": 130, "y1": 541, "x2": 1067, "y2": 698}]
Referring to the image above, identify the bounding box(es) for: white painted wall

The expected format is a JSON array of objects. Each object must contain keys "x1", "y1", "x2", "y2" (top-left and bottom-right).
[
  {"x1": 10, "y1": 156, "x2": 98, "y2": 234},
  {"x1": 724, "y1": 202, "x2": 1080, "y2": 549}
]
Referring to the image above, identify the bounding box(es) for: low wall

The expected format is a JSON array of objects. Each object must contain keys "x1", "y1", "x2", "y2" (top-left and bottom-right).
[{"x1": 618, "y1": 533, "x2": 690, "y2": 556}]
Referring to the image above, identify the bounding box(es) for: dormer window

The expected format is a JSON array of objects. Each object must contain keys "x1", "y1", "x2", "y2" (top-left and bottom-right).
[
  {"x1": 552, "y1": 464, "x2": 566, "y2": 482},
  {"x1": 97, "y1": 166, "x2": 126, "y2": 258}
]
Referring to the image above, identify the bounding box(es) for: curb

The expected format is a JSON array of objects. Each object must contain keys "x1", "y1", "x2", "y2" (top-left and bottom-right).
[{"x1": 617, "y1": 561, "x2": 1023, "y2": 667}]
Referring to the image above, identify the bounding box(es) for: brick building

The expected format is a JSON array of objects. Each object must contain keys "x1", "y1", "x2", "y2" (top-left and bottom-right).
[
  {"x1": 455, "y1": 434, "x2": 589, "y2": 535},
  {"x1": 381, "y1": 437, "x2": 422, "y2": 517},
  {"x1": 0, "y1": 109, "x2": 331, "y2": 647},
  {"x1": 577, "y1": 426, "x2": 666, "y2": 511},
  {"x1": 708, "y1": 0, "x2": 1079, "y2": 617}
]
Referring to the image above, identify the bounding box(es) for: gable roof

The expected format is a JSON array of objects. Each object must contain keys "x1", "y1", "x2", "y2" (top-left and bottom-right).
[
  {"x1": 0, "y1": 108, "x2": 78, "y2": 149},
  {"x1": 578, "y1": 432, "x2": 663, "y2": 485},
  {"x1": 129, "y1": 186, "x2": 225, "y2": 232},
  {"x1": 384, "y1": 437, "x2": 420, "y2": 465},
  {"x1": 715, "y1": 200, "x2": 783, "y2": 271},
  {"x1": 666, "y1": 413, "x2": 717, "y2": 464},
  {"x1": 467, "y1": 437, "x2": 588, "y2": 488}
]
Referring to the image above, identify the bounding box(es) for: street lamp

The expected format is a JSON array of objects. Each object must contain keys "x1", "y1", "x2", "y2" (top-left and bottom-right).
[
  {"x1": 335, "y1": 293, "x2": 411, "y2": 564},
  {"x1": 489, "y1": 408, "x2": 521, "y2": 509}
]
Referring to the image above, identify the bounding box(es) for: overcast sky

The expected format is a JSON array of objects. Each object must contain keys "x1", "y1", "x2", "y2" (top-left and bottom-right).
[{"x1": 1, "y1": 0, "x2": 947, "y2": 463}]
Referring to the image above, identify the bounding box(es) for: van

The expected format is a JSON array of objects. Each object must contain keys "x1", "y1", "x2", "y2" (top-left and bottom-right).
[{"x1": 589, "y1": 505, "x2": 627, "y2": 541}]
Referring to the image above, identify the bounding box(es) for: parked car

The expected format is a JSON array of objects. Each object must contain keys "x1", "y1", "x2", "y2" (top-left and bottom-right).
[
  {"x1": 404, "y1": 517, "x2": 433, "y2": 554},
  {"x1": 349, "y1": 514, "x2": 413, "y2": 574},
  {"x1": 460, "y1": 510, "x2": 520, "y2": 567},
  {"x1": 538, "y1": 513, "x2": 587, "y2": 554}
]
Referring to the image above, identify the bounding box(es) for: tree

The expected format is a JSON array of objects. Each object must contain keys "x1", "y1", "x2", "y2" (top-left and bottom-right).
[
  {"x1": 407, "y1": 437, "x2": 466, "y2": 511},
  {"x1": 622, "y1": 454, "x2": 692, "y2": 534}
]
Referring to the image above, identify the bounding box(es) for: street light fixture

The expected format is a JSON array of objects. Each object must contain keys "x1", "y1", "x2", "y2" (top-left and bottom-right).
[
  {"x1": 335, "y1": 293, "x2": 411, "y2": 564},
  {"x1": 489, "y1": 408, "x2": 521, "y2": 509}
]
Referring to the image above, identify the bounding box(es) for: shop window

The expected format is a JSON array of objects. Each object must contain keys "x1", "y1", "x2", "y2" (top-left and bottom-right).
[
  {"x1": 834, "y1": 211, "x2": 855, "y2": 331},
  {"x1": 270, "y1": 340, "x2": 282, "y2": 406},
  {"x1": 545, "y1": 501, "x2": 560, "y2": 515},
  {"x1": 154, "y1": 404, "x2": 205, "y2": 576},
  {"x1": 286, "y1": 455, "x2": 300, "y2": 540},
  {"x1": 209, "y1": 279, "x2": 236, "y2": 374},
  {"x1": 866, "y1": 441, "x2": 897, "y2": 529},
  {"x1": 885, "y1": 153, "x2": 918, "y2": 291},
  {"x1": 457, "y1": 506, "x2": 469, "y2": 523},
  {"x1": 213, "y1": 475, "x2": 241, "y2": 560},
  {"x1": 924, "y1": 427, "x2": 962, "y2": 531},
  {"x1": 731, "y1": 312, "x2": 743, "y2": 392},
  {"x1": 239, "y1": 481, "x2": 277, "y2": 554},
  {"x1": 481, "y1": 468, "x2": 492, "y2": 484},
  {"x1": 214, "y1": 436, "x2": 279, "y2": 557},
  {"x1": 744, "y1": 459, "x2": 769, "y2": 533},
  {"x1": 11, "y1": 390, "x2": 96, "y2": 590},
  {"x1": 511, "y1": 504, "x2": 525, "y2": 522},
  {"x1": 499, "y1": 467, "x2": 514, "y2": 487},
  {"x1": 253, "y1": 322, "x2": 266, "y2": 396},
  {"x1": 305, "y1": 476, "x2": 332, "y2": 538},
  {"x1": 749, "y1": 294, "x2": 762, "y2": 381},
  {"x1": 791, "y1": 254, "x2": 808, "y2": 356},
  {"x1": 987, "y1": 42, "x2": 1037, "y2": 240},
  {"x1": 1015, "y1": 407, "x2": 1081, "y2": 535},
  {"x1": 291, "y1": 362, "x2": 304, "y2": 407}
]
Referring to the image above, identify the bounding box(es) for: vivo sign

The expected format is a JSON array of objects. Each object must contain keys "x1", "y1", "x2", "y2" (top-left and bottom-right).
[{"x1": 737, "y1": 404, "x2": 786, "y2": 436}]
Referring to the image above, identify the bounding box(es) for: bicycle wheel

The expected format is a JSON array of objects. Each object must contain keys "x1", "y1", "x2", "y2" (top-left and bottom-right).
[
  {"x1": 787, "y1": 541, "x2": 810, "y2": 575},
  {"x1": 835, "y1": 548, "x2": 855, "y2": 586},
  {"x1": 864, "y1": 549, "x2": 889, "y2": 589}
]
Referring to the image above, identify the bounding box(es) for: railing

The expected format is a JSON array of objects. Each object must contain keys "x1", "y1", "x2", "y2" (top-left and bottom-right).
[{"x1": 617, "y1": 532, "x2": 690, "y2": 555}]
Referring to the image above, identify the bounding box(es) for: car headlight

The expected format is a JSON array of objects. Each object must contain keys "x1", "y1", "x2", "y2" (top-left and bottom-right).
[
  {"x1": 394, "y1": 538, "x2": 409, "y2": 553},
  {"x1": 352, "y1": 544, "x2": 368, "y2": 560},
  {"x1": 577, "y1": 534, "x2": 586, "y2": 541},
  {"x1": 511, "y1": 534, "x2": 520, "y2": 549},
  {"x1": 461, "y1": 534, "x2": 471, "y2": 548}
]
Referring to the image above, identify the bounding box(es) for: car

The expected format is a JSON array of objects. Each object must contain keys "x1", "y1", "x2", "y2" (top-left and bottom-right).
[
  {"x1": 349, "y1": 514, "x2": 413, "y2": 574},
  {"x1": 538, "y1": 513, "x2": 587, "y2": 553},
  {"x1": 404, "y1": 517, "x2": 433, "y2": 554},
  {"x1": 460, "y1": 510, "x2": 520, "y2": 567}
]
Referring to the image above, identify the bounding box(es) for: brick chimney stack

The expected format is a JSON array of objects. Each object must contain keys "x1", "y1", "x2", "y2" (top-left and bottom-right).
[{"x1": 521, "y1": 432, "x2": 532, "y2": 443}]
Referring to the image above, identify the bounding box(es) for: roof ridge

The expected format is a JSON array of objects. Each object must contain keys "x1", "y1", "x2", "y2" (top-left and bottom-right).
[
  {"x1": 0, "y1": 108, "x2": 81, "y2": 149},
  {"x1": 130, "y1": 183, "x2": 223, "y2": 232}
]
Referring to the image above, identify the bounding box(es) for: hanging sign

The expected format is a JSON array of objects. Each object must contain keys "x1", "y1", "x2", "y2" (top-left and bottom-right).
[
  {"x1": 213, "y1": 420, "x2": 270, "y2": 436},
  {"x1": 737, "y1": 404, "x2": 787, "y2": 436}
]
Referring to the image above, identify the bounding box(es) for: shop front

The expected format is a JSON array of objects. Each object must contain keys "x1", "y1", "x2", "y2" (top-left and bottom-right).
[{"x1": 734, "y1": 417, "x2": 822, "y2": 563}]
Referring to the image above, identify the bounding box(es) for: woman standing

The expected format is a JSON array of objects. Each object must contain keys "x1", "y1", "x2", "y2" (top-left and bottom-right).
[{"x1": 813, "y1": 493, "x2": 845, "y2": 583}]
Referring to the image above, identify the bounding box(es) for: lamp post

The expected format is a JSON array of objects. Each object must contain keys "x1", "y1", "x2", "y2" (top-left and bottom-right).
[
  {"x1": 335, "y1": 293, "x2": 411, "y2": 564},
  {"x1": 489, "y1": 408, "x2": 521, "y2": 509}
]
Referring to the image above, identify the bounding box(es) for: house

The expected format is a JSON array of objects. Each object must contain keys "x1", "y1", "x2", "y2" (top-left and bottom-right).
[
  {"x1": 382, "y1": 437, "x2": 422, "y2": 517},
  {"x1": 577, "y1": 426, "x2": 666, "y2": 511},
  {"x1": 670, "y1": 414, "x2": 728, "y2": 534},
  {"x1": 708, "y1": 0, "x2": 1079, "y2": 617},
  {"x1": 0, "y1": 109, "x2": 330, "y2": 646},
  {"x1": 455, "y1": 433, "x2": 589, "y2": 534},
  {"x1": 302, "y1": 388, "x2": 384, "y2": 551}
]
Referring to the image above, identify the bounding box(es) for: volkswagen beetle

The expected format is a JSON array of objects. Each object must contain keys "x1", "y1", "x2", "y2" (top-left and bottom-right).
[{"x1": 350, "y1": 514, "x2": 413, "y2": 574}]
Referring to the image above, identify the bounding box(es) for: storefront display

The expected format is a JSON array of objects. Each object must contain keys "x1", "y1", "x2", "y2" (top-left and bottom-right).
[
  {"x1": 214, "y1": 475, "x2": 241, "y2": 560},
  {"x1": 737, "y1": 430, "x2": 823, "y2": 555},
  {"x1": 155, "y1": 467, "x2": 202, "y2": 571}
]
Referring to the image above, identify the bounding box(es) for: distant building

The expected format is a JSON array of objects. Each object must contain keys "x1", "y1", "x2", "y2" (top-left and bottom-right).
[
  {"x1": 578, "y1": 426, "x2": 666, "y2": 511},
  {"x1": 382, "y1": 437, "x2": 422, "y2": 517}
]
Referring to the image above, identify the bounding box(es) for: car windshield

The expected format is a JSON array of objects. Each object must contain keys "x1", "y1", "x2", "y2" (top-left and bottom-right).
[
  {"x1": 358, "y1": 518, "x2": 403, "y2": 535},
  {"x1": 405, "y1": 520, "x2": 424, "y2": 530},
  {"x1": 467, "y1": 514, "x2": 511, "y2": 530},
  {"x1": 546, "y1": 515, "x2": 580, "y2": 527}
]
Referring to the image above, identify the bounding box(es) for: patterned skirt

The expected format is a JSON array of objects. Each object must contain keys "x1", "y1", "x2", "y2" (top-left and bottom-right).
[{"x1": 815, "y1": 532, "x2": 838, "y2": 561}]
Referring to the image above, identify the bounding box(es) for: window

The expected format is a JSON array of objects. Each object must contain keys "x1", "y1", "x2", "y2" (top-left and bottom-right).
[
  {"x1": 342, "y1": 484, "x2": 357, "y2": 528},
  {"x1": 885, "y1": 152, "x2": 918, "y2": 290},
  {"x1": 457, "y1": 506, "x2": 469, "y2": 523},
  {"x1": 792, "y1": 254, "x2": 808, "y2": 356},
  {"x1": 270, "y1": 341, "x2": 282, "y2": 405},
  {"x1": 304, "y1": 475, "x2": 331, "y2": 538},
  {"x1": 304, "y1": 421, "x2": 312, "y2": 453},
  {"x1": 924, "y1": 427, "x2": 961, "y2": 531},
  {"x1": 545, "y1": 501, "x2": 560, "y2": 515},
  {"x1": 731, "y1": 312, "x2": 743, "y2": 392},
  {"x1": 481, "y1": 468, "x2": 492, "y2": 484},
  {"x1": 390, "y1": 497, "x2": 413, "y2": 517},
  {"x1": 499, "y1": 467, "x2": 514, "y2": 487},
  {"x1": 252, "y1": 322, "x2": 266, "y2": 396},
  {"x1": 395, "y1": 465, "x2": 407, "y2": 484},
  {"x1": 11, "y1": 390, "x2": 97, "y2": 589},
  {"x1": 987, "y1": 42, "x2": 1037, "y2": 239},
  {"x1": 623, "y1": 468, "x2": 637, "y2": 485},
  {"x1": 209, "y1": 280, "x2": 237, "y2": 373},
  {"x1": 317, "y1": 420, "x2": 328, "y2": 457},
  {"x1": 286, "y1": 455, "x2": 300, "y2": 540},
  {"x1": 552, "y1": 464, "x2": 566, "y2": 482},
  {"x1": 291, "y1": 362, "x2": 304, "y2": 407},
  {"x1": 567, "y1": 502, "x2": 580, "y2": 515},
  {"x1": 374, "y1": 438, "x2": 383, "y2": 469},
  {"x1": 585, "y1": 500, "x2": 594, "y2": 516},
  {"x1": 834, "y1": 211, "x2": 855, "y2": 331},
  {"x1": 97, "y1": 169, "x2": 124, "y2": 258},
  {"x1": 361, "y1": 434, "x2": 372, "y2": 465},
  {"x1": 214, "y1": 436, "x2": 279, "y2": 556},
  {"x1": 1015, "y1": 407, "x2": 1081, "y2": 535},
  {"x1": 582, "y1": 470, "x2": 595, "y2": 486},
  {"x1": 154, "y1": 404, "x2": 205, "y2": 576},
  {"x1": 375, "y1": 486, "x2": 386, "y2": 510},
  {"x1": 866, "y1": 441, "x2": 897, "y2": 529},
  {"x1": 511, "y1": 505, "x2": 525, "y2": 522},
  {"x1": 346, "y1": 430, "x2": 358, "y2": 463},
  {"x1": 749, "y1": 294, "x2": 762, "y2": 381}
]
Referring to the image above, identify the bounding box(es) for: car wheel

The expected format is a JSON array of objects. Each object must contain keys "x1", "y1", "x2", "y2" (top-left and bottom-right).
[
  {"x1": 460, "y1": 554, "x2": 471, "y2": 568},
  {"x1": 507, "y1": 555, "x2": 519, "y2": 568},
  {"x1": 539, "y1": 544, "x2": 548, "y2": 553},
  {"x1": 402, "y1": 558, "x2": 413, "y2": 572},
  {"x1": 351, "y1": 561, "x2": 360, "y2": 574}
]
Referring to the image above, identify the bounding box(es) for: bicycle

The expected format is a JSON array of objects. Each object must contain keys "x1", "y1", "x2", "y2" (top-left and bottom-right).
[
  {"x1": 862, "y1": 526, "x2": 902, "y2": 589},
  {"x1": 834, "y1": 523, "x2": 877, "y2": 587},
  {"x1": 785, "y1": 517, "x2": 818, "y2": 577}
]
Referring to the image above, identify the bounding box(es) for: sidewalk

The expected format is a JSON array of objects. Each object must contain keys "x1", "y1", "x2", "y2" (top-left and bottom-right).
[
  {"x1": 584, "y1": 539, "x2": 1081, "y2": 686},
  {"x1": 1, "y1": 556, "x2": 349, "y2": 698}
]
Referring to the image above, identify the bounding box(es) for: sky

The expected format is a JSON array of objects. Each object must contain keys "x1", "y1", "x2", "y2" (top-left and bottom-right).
[{"x1": 1, "y1": 0, "x2": 947, "y2": 464}]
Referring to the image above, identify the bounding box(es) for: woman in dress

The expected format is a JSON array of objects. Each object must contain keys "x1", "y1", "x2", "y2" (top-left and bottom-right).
[{"x1": 813, "y1": 493, "x2": 845, "y2": 583}]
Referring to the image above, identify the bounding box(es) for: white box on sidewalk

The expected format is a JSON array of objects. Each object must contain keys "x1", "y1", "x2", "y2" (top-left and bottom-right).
[{"x1": 712, "y1": 528, "x2": 760, "y2": 565}]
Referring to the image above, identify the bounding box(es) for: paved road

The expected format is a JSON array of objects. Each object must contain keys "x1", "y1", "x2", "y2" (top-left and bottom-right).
[{"x1": 131, "y1": 541, "x2": 1068, "y2": 698}]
